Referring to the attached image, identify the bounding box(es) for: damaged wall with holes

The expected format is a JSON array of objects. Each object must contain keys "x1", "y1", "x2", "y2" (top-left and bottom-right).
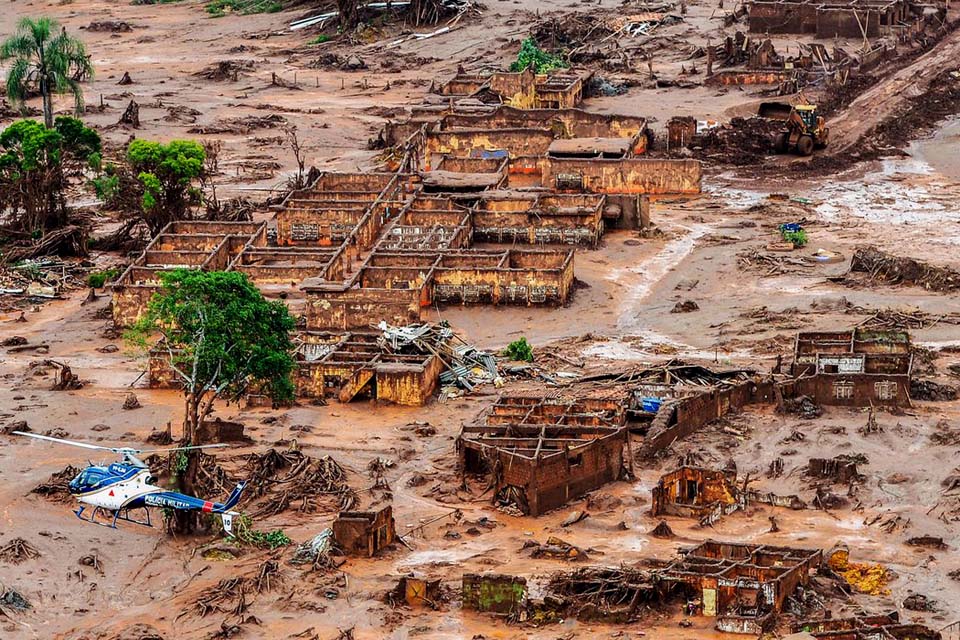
[
  {"x1": 660, "y1": 541, "x2": 822, "y2": 634},
  {"x1": 294, "y1": 331, "x2": 445, "y2": 405},
  {"x1": 747, "y1": 0, "x2": 928, "y2": 37},
  {"x1": 458, "y1": 394, "x2": 630, "y2": 516},
  {"x1": 790, "y1": 329, "x2": 913, "y2": 406}
]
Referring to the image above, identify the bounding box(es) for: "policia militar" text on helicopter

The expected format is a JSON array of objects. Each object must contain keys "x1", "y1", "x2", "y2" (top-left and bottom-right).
[{"x1": 15, "y1": 431, "x2": 247, "y2": 535}]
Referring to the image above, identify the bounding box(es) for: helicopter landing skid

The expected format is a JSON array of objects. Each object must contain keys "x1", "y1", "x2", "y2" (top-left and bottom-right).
[{"x1": 75, "y1": 505, "x2": 153, "y2": 530}]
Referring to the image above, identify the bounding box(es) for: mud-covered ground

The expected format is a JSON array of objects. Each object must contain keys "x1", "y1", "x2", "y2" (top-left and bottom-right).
[{"x1": 2, "y1": 0, "x2": 960, "y2": 639}]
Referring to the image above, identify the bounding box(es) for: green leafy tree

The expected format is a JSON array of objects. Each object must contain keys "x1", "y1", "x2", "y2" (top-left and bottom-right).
[
  {"x1": 1, "y1": 17, "x2": 94, "y2": 128},
  {"x1": 0, "y1": 116, "x2": 100, "y2": 245},
  {"x1": 130, "y1": 269, "x2": 295, "y2": 532},
  {"x1": 126, "y1": 139, "x2": 206, "y2": 234}
]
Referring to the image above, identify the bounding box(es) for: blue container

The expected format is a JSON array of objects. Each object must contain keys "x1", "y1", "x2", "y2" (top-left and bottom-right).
[{"x1": 641, "y1": 397, "x2": 662, "y2": 412}]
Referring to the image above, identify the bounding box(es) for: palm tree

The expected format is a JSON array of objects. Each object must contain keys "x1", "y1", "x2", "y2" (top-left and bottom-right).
[{"x1": 1, "y1": 17, "x2": 94, "y2": 128}]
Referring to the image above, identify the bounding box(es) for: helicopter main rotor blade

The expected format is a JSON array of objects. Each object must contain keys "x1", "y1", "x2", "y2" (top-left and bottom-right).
[
  {"x1": 136, "y1": 444, "x2": 230, "y2": 454},
  {"x1": 12, "y1": 431, "x2": 116, "y2": 451}
]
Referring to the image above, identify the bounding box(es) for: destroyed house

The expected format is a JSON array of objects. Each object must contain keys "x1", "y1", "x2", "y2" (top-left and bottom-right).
[
  {"x1": 797, "y1": 613, "x2": 942, "y2": 639},
  {"x1": 294, "y1": 331, "x2": 446, "y2": 405},
  {"x1": 302, "y1": 247, "x2": 576, "y2": 331},
  {"x1": 483, "y1": 394, "x2": 626, "y2": 429},
  {"x1": 661, "y1": 541, "x2": 822, "y2": 634},
  {"x1": 458, "y1": 397, "x2": 629, "y2": 515},
  {"x1": 428, "y1": 68, "x2": 590, "y2": 111},
  {"x1": 748, "y1": 0, "x2": 922, "y2": 38},
  {"x1": 790, "y1": 329, "x2": 912, "y2": 406},
  {"x1": 332, "y1": 505, "x2": 397, "y2": 557},
  {"x1": 651, "y1": 465, "x2": 806, "y2": 526},
  {"x1": 544, "y1": 567, "x2": 685, "y2": 623},
  {"x1": 389, "y1": 105, "x2": 701, "y2": 198},
  {"x1": 651, "y1": 466, "x2": 738, "y2": 520},
  {"x1": 111, "y1": 221, "x2": 266, "y2": 326},
  {"x1": 469, "y1": 192, "x2": 608, "y2": 247}
]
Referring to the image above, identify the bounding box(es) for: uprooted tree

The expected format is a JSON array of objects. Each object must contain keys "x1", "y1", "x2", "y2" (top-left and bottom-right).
[
  {"x1": 0, "y1": 116, "x2": 101, "y2": 260},
  {"x1": 336, "y1": 0, "x2": 470, "y2": 29},
  {"x1": 1, "y1": 17, "x2": 94, "y2": 128},
  {"x1": 128, "y1": 269, "x2": 296, "y2": 533}
]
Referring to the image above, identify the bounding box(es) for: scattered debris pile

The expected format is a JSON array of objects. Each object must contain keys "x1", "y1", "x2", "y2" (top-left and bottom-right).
[
  {"x1": 779, "y1": 394, "x2": 823, "y2": 419},
  {"x1": 242, "y1": 449, "x2": 356, "y2": 518},
  {"x1": 190, "y1": 577, "x2": 255, "y2": 618},
  {"x1": 687, "y1": 117, "x2": 784, "y2": 165},
  {"x1": 910, "y1": 378, "x2": 957, "y2": 401},
  {"x1": 31, "y1": 465, "x2": 81, "y2": 502},
  {"x1": 0, "y1": 587, "x2": 30, "y2": 618},
  {"x1": 188, "y1": 114, "x2": 287, "y2": 135},
  {"x1": 544, "y1": 566, "x2": 667, "y2": 622},
  {"x1": 0, "y1": 259, "x2": 89, "y2": 306},
  {"x1": 194, "y1": 60, "x2": 254, "y2": 82},
  {"x1": 378, "y1": 321, "x2": 498, "y2": 394},
  {"x1": 290, "y1": 528, "x2": 335, "y2": 569},
  {"x1": 0, "y1": 538, "x2": 41, "y2": 564},
  {"x1": 527, "y1": 536, "x2": 589, "y2": 562},
  {"x1": 850, "y1": 246, "x2": 960, "y2": 292}
]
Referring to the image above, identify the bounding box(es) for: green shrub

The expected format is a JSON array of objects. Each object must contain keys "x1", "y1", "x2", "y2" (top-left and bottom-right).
[
  {"x1": 779, "y1": 226, "x2": 808, "y2": 247},
  {"x1": 91, "y1": 174, "x2": 119, "y2": 201},
  {"x1": 308, "y1": 34, "x2": 331, "y2": 45},
  {"x1": 233, "y1": 521, "x2": 292, "y2": 549},
  {"x1": 510, "y1": 37, "x2": 567, "y2": 74},
  {"x1": 504, "y1": 337, "x2": 534, "y2": 362},
  {"x1": 206, "y1": 0, "x2": 282, "y2": 16},
  {"x1": 87, "y1": 268, "x2": 120, "y2": 289}
]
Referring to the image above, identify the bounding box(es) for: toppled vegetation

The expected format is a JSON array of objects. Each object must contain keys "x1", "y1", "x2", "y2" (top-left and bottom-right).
[
  {"x1": 31, "y1": 464, "x2": 81, "y2": 501},
  {"x1": 850, "y1": 246, "x2": 960, "y2": 292},
  {"x1": 0, "y1": 538, "x2": 41, "y2": 564}
]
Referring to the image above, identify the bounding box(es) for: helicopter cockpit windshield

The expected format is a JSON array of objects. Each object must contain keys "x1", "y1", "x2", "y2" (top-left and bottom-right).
[{"x1": 69, "y1": 467, "x2": 112, "y2": 493}]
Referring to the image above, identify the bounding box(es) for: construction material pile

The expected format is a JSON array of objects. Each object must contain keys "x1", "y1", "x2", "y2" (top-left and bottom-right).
[
  {"x1": 0, "y1": 259, "x2": 89, "y2": 307},
  {"x1": 378, "y1": 322, "x2": 498, "y2": 393}
]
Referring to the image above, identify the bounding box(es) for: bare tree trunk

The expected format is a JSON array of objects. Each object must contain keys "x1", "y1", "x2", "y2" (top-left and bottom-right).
[
  {"x1": 338, "y1": 0, "x2": 360, "y2": 30},
  {"x1": 41, "y1": 79, "x2": 53, "y2": 129},
  {"x1": 174, "y1": 391, "x2": 202, "y2": 534}
]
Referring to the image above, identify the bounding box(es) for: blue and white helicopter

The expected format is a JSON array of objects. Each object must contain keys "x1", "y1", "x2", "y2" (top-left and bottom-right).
[{"x1": 15, "y1": 431, "x2": 247, "y2": 535}]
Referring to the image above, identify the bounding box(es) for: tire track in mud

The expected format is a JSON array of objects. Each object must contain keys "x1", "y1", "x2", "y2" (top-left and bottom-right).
[{"x1": 827, "y1": 26, "x2": 960, "y2": 153}]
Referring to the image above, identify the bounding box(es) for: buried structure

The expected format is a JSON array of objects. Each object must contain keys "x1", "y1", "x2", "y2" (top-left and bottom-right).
[
  {"x1": 789, "y1": 329, "x2": 913, "y2": 406},
  {"x1": 660, "y1": 541, "x2": 822, "y2": 634}
]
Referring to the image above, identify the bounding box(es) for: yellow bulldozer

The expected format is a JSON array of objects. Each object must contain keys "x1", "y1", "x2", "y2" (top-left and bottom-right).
[{"x1": 759, "y1": 102, "x2": 829, "y2": 156}]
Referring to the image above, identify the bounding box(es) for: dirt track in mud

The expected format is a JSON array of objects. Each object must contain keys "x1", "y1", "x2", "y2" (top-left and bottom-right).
[{"x1": 3, "y1": 1, "x2": 960, "y2": 639}]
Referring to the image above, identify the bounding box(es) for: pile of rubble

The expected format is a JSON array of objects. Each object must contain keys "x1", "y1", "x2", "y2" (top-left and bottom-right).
[
  {"x1": 378, "y1": 322, "x2": 499, "y2": 395},
  {"x1": 850, "y1": 246, "x2": 960, "y2": 293}
]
